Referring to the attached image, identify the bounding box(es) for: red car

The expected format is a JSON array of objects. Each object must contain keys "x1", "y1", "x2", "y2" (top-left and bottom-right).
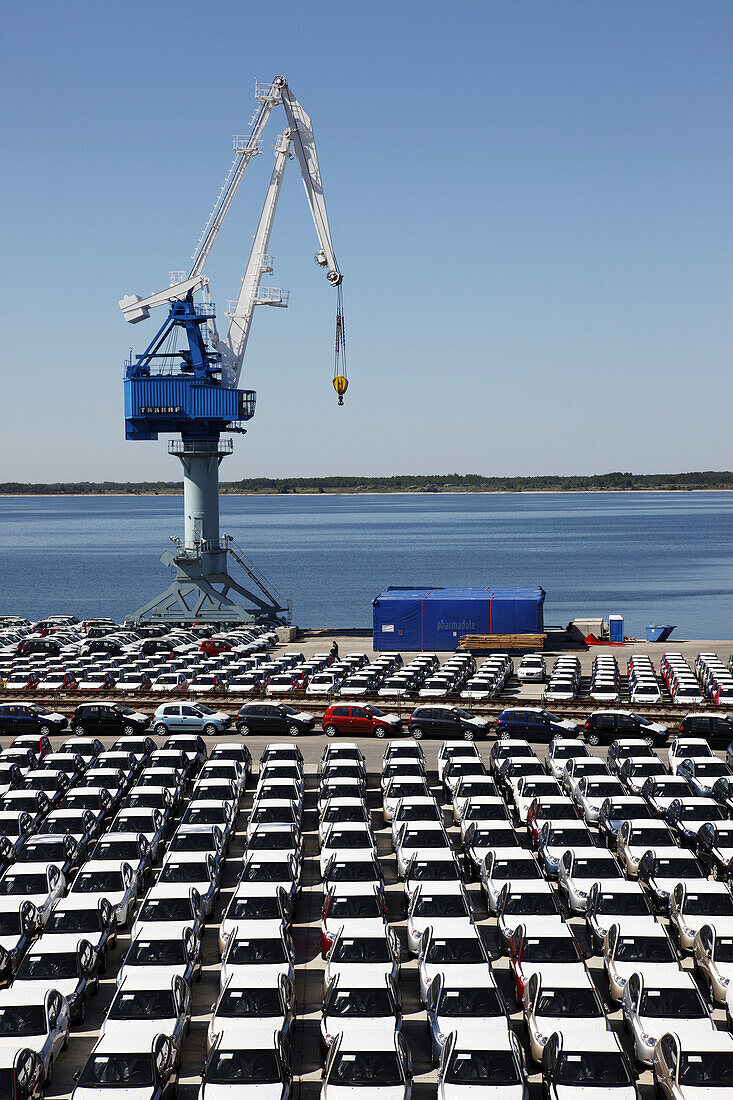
[
  {"x1": 199, "y1": 638, "x2": 234, "y2": 657},
  {"x1": 321, "y1": 704, "x2": 401, "y2": 739}
]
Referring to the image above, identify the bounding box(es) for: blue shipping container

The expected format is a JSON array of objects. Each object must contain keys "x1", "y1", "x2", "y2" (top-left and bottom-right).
[{"x1": 372, "y1": 586, "x2": 545, "y2": 652}]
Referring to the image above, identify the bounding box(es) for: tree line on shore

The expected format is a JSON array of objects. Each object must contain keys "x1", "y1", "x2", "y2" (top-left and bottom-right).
[{"x1": 1, "y1": 471, "x2": 731, "y2": 495}]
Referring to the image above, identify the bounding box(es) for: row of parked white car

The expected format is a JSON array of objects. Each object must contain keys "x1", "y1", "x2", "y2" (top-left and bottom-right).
[{"x1": 0, "y1": 727, "x2": 251, "y2": 1098}]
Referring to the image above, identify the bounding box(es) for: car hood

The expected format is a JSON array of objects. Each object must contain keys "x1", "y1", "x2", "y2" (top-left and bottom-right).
[
  {"x1": 15, "y1": 977, "x2": 79, "y2": 999},
  {"x1": 325, "y1": 1086, "x2": 405, "y2": 1100},
  {"x1": 212, "y1": 1019, "x2": 283, "y2": 1049},
  {"x1": 555, "y1": 1087, "x2": 635, "y2": 1100},
  {"x1": 117, "y1": 963, "x2": 190, "y2": 987},
  {"x1": 439, "y1": 1018, "x2": 510, "y2": 1048},
  {"x1": 100, "y1": 1018, "x2": 177, "y2": 1044},
  {"x1": 202, "y1": 1087, "x2": 283, "y2": 1100},
  {"x1": 613, "y1": 961, "x2": 682, "y2": 984},
  {"x1": 323, "y1": 1017, "x2": 398, "y2": 1044},
  {"x1": 442, "y1": 1085, "x2": 525, "y2": 1100},
  {"x1": 72, "y1": 1088, "x2": 155, "y2": 1100},
  {"x1": 682, "y1": 916, "x2": 733, "y2": 937},
  {"x1": 410, "y1": 917, "x2": 474, "y2": 940},
  {"x1": 0, "y1": 934, "x2": 21, "y2": 953},
  {"x1": 640, "y1": 1018, "x2": 716, "y2": 1044},
  {"x1": 0, "y1": 1034, "x2": 48, "y2": 1059}
]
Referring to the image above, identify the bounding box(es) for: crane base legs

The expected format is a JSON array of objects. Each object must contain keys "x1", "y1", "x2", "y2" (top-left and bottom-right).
[{"x1": 125, "y1": 545, "x2": 291, "y2": 626}]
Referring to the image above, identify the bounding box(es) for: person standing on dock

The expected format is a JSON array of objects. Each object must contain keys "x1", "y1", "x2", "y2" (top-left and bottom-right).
[{"x1": 330, "y1": 640, "x2": 339, "y2": 663}]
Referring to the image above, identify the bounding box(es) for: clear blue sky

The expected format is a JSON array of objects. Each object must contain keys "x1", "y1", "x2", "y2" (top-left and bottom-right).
[{"x1": 1, "y1": 0, "x2": 731, "y2": 482}]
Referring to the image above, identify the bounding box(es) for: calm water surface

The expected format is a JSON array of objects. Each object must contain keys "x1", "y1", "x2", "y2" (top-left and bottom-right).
[{"x1": 0, "y1": 493, "x2": 731, "y2": 638}]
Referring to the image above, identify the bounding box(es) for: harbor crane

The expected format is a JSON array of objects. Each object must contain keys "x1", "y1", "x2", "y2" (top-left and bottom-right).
[{"x1": 119, "y1": 76, "x2": 346, "y2": 625}]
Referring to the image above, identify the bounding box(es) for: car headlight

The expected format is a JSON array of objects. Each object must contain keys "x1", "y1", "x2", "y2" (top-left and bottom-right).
[
  {"x1": 209, "y1": 1030, "x2": 221, "y2": 1048},
  {"x1": 616, "y1": 976, "x2": 627, "y2": 988},
  {"x1": 437, "y1": 1032, "x2": 447, "y2": 1045},
  {"x1": 536, "y1": 1033, "x2": 548, "y2": 1046},
  {"x1": 576, "y1": 888, "x2": 588, "y2": 899},
  {"x1": 642, "y1": 1033, "x2": 657, "y2": 1047},
  {"x1": 323, "y1": 1031, "x2": 335, "y2": 1046},
  {"x1": 721, "y1": 977, "x2": 730, "y2": 987}
]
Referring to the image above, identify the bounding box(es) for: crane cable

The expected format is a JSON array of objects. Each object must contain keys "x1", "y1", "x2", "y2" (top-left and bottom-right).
[{"x1": 333, "y1": 284, "x2": 348, "y2": 405}]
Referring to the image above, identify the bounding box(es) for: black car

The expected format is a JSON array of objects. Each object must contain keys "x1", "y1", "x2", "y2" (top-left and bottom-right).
[
  {"x1": 407, "y1": 706, "x2": 490, "y2": 741},
  {"x1": 70, "y1": 703, "x2": 151, "y2": 737},
  {"x1": 584, "y1": 711, "x2": 668, "y2": 747},
  {"x1": 679, "y1": 713, "x2": 733, "y2": 744},
  {"x1": 663, "y1": 797, "x2": 727, "y2": 846},
  {"x1": 495, "y1": 709, "x2": 578, "y2": 742},
  {"x1": 0, "y1": 705, "x2": 67, "y2": 738},
  {"x1": 0, "y1": 1047, "x2": 45, "y2": 1100},
  {"x1": 16, "y1": 638, "x2": 61, "y2": 658},
  {"x1": 236, "y1": 702, "x2": 315, "y2": 737}
]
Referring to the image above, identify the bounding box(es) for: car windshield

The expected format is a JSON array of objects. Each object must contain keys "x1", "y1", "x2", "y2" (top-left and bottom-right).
[
  {"x1": 679, "y1": 1053, "x2": 733, "y2": 1086},
  {"x1": 715, "y1": 938, "x2": 733, "y2": 962},
  {"x1": 248, "y1": 831, "x2": 294, "y2": 849},
  {"x1": 252, "y1": 807, "x2": 293, "y2": 825},
  {"x1": 439, "y1": 987, "x2": 503, "y2": 1017},
  {"x1": 414, "y1": 895, "x2": 468, "y2": 918},
  {"x1": 556, "y1": 1052, "x2": 632, "y2": 1086},
  {"x1": 639, "y1": 988, "x2": 705, "y2": 1018},
  {"x1": 325, "y1": 807, "x2": 367, "y2": 824},
  {"x1": 573, "y1": 858, "x2": 620, "y2": 878},
  {"x1": 445, "y1": 1050, "x2": 520, "y2": 1085},
  {"x1": 684, "y1": 893, "x2": 733, "y2": 916},
  {"x1": 230, "y1": 939, "x2": 287, "y2": 963},
  {"x1": 0, "y1": 1004, "x2": 46, "y2": 1035},
  {"x1": 169, "y1": 834, "x2": 213, "y2": 853},
  {"x1": 184, "y1": 807, "x2": 225, "y2": 825},
  {"x1": 229, "y1": 896, "x2": 281, "y2": 920},
  {"x1": 328, "y1": 863, "x2": 378, "y2": 882},
  {"x1": 126, "y1": 939, "x2": 185, "y2": 965},
  {"x1": 585, "y1": 782, "x2": 623, "y2": 797},
  {"x1": 473, "y1": 829, "x2": 518, "y2": 849},
  {"x1": 47, "y1": 909, "x2": 102, "y2": 933},
  {"x1": 630, "y1": 827, "x2": 671, "y2": 847},
  {"x1": 18, "y1": 951, "x2": 79, "y2": 979},
  {"x1": 18, "y1": 840, "x2": 66, "y2": 862},
  {"x1": 596, "y1": 892, "x2": 650, "y2": 915},
  {"x1": 94, "y1": 841, "x2": 139, "y2": 861},
  {"x1": 492, "y1": 860, "x2": 541, "y2": 880},
  {"x1": 74, "y1": 871, "x2": 123, "y2": 892},
  {"x1": 691, "y1": 761, "x2": 727, "y2": 776},
  {"x1": 504, "y1": 892, "x2": 557, "y2": 916},
  {"x1": 615, "y1": 936, "x2": 675, "y2": 962},
  {"x1": 331, "y1": 1051, "x2": 401, "y2": 1086},
  {"x1": 217, "y1": 988, "x2": 281, "y2": 1017},
  {"x1": 410, "y1": 861, "x2": 460, "y2": 881},
  {"x1": 328, "y1": 988, "x2": 393, "y2": 1017},
  {"x1": 208, "y1": 1049, "x2": 280, "y2": 1085},
  {"x1": 241, "y1": 862, "x2": 291, "y2": 883},
  {"x1": 160, "y1": 863, "x2": 208, "y2": 884},
  {"x1": 109, "y1": 989, "x2": 175, "y2": 1019},
  {"x1": 0, "y1": 912, "x2": 21, "y2": 934},
  {"x1": 139, "y1": 898, "x2": 192, "y2": 921},
  {"x1": 79, "y1": 1053, "x2": 155, "y2": 1088},
  {"x1": 329, "y1": 896, "x2": 381, "y2": 918},
  {"x1": 326, "y1": 832, "x2": 373, "y2": 849},
  {"x1": 426, "y1": 937, "x2": 484, "y2": 963},
  {"x1": 520, "y1": 936, "x2": 580, "y2": 963},
  {"x1": 0, "y1": 874, "x2": 47, "y2": 895},
  {"x1": 537, "y1": 988, "x2": 601, "y2": 1016},
  {"x1": 333, "y1": 937, "x2": 391, "y2": 962},
  {"x1": 655, "y1": 858, "x2": 703, "y2": 878}
]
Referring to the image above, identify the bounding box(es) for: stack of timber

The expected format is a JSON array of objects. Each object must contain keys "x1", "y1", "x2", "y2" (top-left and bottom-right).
[{"x1": 458, "y1": 633, "x2": 547, "y2": 651}]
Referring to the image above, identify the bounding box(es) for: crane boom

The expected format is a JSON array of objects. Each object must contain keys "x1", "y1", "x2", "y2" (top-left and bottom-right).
[
  {"x1": 280, "y1": 83, "x2": 342, "y2": 286},
  {"x1": 219, "y1": 130, "x2": 292, "y2": 388}
]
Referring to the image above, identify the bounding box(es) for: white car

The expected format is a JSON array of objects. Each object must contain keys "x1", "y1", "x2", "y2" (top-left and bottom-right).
[
  {"x1": 324, "y1": 929, "x2": 400, "y2": 991},
  {"x1": 603, "y1": 920, "x2": 682, "y2": 1001},
  {"x1": 320, "y1": 975, "x2": 401, "y2": 1048},
  {"x1": 512, "y1": 776, "x2": 562, "y2": 824},
  {"x1": 417, "y1": 927, "x2": 492, "y2": 1003},
  {"x1": 495, "y1": 881, "x2": 562, "y2": 943},
  {"x1": 320, "y1": 826, "x2": 378, "y2": 878},
  {"x1": 394, "y1": 822, "x2": 451, "y2": 878},
  {"x1": 99, "y1": 972, "x2": 191, "y2": 1052},
  {"x1": 220, "y1": 929, "x2": 294, "y2": 991},
  {"x1": 72, "y1": 1032, "x2": 179, "y2": 1100},
  {"x1": 321, "y1": 1031, "x2": 411, "y2": 1100},
  {"x1": 207, "y1": 976, "x2": 293, "y2": 1053},
  {"x1": 131, "y1": 883, "x2": 204, "y2": 942},
  {"x1": 437, "y1": 1030, "x2": 526, "y2": 1100},
  {"x1": 557, "y1": 847, "x2": 623, "y2": 913},
  {"x1": 522, "y1": 971, "x2": 608, "y2": 1062},
  {"x1": 0, "y1": 863, "x2": 65, "y2": 925},
  {"x1": 517, "y1": 655, "x2": 545, "y2": 682},
  {"x1": 669, "y1": 880, "x2": 733, "y2": 952},
  {"x1": 117, "y1": 927, "x2": 201, "y2": 989},
  {"x1": 69, "y1": 859, "x2": 138, "y2": 928},
  {"x1": 425, "y1": 973, "x2": 508, "y2": 1066},
  {"x1": 542, "y1": 1031, "x2": 635, "y2": 1100},
  {"x1": 0, "y1": 986, "x2": 70, "y2": 1084},
  {"x1": 437, "y1": 743, "x2": 482, "y2": 784},
  {"x1": 403, "y1": 853, "x2": 464, "y2": 905},
  {"x1": 545, "y1": 739, "x2": 588, "y2": 781},
  {"x1": 616, "y1": 818, "x2": 676, "y2": 877},
  {"x1": 406, "y1": 886, "x2": 474, "y2": 955},
  {"x1": 584, "y1": 880, "x2": 654, "y2": 948},
  {"x1": 622, "y1": 970, "x2": 713, "y2": 1065},
  {"x1": 480, "y1": 849, "x2": 544, "y2": 912},
  {"x1": 667, "y1": 736, "x2": 714, "y2": 773},
  {"x1": 653, "y1": 1030, "x2": 733, "y2": 1100},
  {"x1": 562, "y1": 757, "x2": 611, "y2": 799},
  {"x1": 573, "y1": 776, "x2": 625, "y2": 824}
]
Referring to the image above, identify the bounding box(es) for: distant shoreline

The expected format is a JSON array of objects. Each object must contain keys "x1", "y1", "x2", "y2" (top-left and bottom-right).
[
  {"x1": 1, "y1": 470, "x2": 731, "y2": 497},
  {"x1": 2, "y1": 487, "x2": 732, "y2": 499}
]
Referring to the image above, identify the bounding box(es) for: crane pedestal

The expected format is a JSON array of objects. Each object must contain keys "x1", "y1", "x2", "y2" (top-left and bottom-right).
[{"x1": 125, "y1": 438, "x2": 290, "y2": 626}]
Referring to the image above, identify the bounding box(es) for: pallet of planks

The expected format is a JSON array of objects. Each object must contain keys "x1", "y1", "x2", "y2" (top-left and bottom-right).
[{"x1": 458, "y1": 632, "x2": 547, "y2": 652}]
